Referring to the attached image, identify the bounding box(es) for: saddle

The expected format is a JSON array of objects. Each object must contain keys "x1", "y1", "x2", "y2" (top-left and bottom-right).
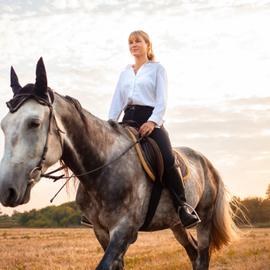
[
  {"x1": 125, "y1": 126, "x2": 190, "y2": 230},
  {"x1": 125, "y1": 126, "x2": 189, "y2": 183}
]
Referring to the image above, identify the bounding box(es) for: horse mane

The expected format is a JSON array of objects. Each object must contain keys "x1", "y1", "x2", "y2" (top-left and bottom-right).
[
  {"x1": 57, "y1": 95, "x2": 84, "y2": 190},
  {"x1": 107, "y1": 119, "x2": 123, "y2": 134},
  {"x1": 56, "y1": 93, "x2": 127, "y2": 140},
  {"x1": 62, "y1": 94, "x2": 90, "y2": 131}
]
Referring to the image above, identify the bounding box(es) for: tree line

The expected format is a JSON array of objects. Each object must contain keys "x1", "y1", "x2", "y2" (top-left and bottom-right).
[
  {"x1": 232, "y1": 196, "x2": 270, "y2": 227},
  {"x1": 0, "y1": 184, "x2": 270, "y2": 228},
  {"x1": 0, "y1": 202, "x2": 81, "y2": 228}
]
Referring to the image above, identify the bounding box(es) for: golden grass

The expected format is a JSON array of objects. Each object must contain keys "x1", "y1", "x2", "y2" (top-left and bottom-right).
[{"x1": 0, "y1": 228, "x2": 269, "y2": 270}]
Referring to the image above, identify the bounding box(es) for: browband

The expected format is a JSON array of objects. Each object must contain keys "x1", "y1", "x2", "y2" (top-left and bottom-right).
[{"x1": 6, "y1": 89, "x2": 54, "y2": 113}]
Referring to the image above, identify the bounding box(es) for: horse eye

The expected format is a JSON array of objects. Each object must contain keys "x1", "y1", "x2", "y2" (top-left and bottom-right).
[{"x1": 28, "y1": 120, "x2": 41, "y2": 129}]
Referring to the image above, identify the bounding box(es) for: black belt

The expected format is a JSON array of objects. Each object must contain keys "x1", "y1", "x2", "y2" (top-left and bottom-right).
[{"x1": 124, "y1": 104, "x2": 154, "y2": 113}]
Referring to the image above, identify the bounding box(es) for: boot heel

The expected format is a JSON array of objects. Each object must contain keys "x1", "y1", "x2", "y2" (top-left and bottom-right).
[{"x1": 178, "y1": 203, "x2": 201, "y2": 229}]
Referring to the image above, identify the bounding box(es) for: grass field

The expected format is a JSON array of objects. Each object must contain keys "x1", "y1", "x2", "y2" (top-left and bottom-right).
[{"x1": 0, "y1": 228, "x2": 269, "y2": 270}]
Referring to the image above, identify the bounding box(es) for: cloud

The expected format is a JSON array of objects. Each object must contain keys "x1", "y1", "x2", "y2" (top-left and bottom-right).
[
  {"x1": 161, "y1": 97, "x2": 270, "y2": 200},
  {"x1": 1, "y1": 0, "x2": 270, "y2": 214}
]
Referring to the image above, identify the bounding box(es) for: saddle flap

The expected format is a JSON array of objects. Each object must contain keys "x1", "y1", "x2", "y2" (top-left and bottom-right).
[
  {"x1": 126, "y1": 127, "x2": 190, "y2": 182},
  {"x1": 125, "y1": 127, "x2": 164, "y2": 183}
]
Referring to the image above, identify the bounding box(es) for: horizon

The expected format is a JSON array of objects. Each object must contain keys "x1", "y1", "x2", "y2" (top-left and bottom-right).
[{"x1": 1, "y1": 0, "x2": 270, "y2": 215}]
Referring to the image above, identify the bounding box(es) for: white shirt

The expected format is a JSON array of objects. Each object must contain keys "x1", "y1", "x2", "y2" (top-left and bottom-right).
[{"x1": 108, "y1": 62, "x2": 168, "y2": 126}]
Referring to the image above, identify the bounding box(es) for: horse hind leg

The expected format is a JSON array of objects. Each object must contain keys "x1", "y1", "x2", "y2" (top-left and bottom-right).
[
  {"x1": 195, "y1": 218, "x2": 213, "y2": 270},
  {"x1": 195, "y1": 155, "x2": 237, "y2": 270},
  {"x1": 194, "y1": 204, "x2": 215, "y2": 270},
  {"x1": 171, "y1": 223, "x2": 198, "y2": 269}
]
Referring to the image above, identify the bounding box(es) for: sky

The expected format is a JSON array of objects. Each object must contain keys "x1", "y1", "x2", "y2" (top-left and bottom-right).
[{"x1": 0, "y1": 0, "x2": 270, "y2": 215}]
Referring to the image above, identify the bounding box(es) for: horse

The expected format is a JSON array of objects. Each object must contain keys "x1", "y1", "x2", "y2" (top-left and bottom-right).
[{"x1": 0, "y1": 58, "x2": 237, "y2": 270}]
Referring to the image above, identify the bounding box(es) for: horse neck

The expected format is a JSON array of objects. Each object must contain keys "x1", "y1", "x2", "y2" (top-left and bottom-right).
[{"x1": 54, "y1": 94, "x2": 117, "y2": 181}]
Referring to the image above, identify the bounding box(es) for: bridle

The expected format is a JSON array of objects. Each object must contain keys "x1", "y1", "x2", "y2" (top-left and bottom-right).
[
  {"x1": 6, "y1": 92, "x2": 143, "y2": 203},
  {"x1": 6, "y1": 93, "x2": 64, "y2": 186},
  {"x1": 29, "y1": 103, "x2": 64, "y2": 185}
]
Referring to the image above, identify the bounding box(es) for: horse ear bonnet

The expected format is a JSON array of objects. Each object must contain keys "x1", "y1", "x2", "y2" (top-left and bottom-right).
[
  {"x1": 10, "y1": 66, "x2": 22, "y2": 95},
  {"x1": 35, "y1": 57, "x2": 49, "y2": 100},
  {"x1": 6, "y1": 58, "x2": 54, "y2": 113}
]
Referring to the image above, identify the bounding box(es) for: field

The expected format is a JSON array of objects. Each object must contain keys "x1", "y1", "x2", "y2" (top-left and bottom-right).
[{"x1": 0, "y1": 228, "x2": 269, "y2": 270}]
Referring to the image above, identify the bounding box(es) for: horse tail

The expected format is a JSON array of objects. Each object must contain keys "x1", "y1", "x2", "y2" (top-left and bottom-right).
[{"x1": 206, "y1": 159, "x2": 239, "y2": 251}]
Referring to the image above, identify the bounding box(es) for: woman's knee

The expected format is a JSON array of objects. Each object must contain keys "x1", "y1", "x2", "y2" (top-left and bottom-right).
[{"x1": 150, "y1": 128, "x2": 175, "y2": 167}]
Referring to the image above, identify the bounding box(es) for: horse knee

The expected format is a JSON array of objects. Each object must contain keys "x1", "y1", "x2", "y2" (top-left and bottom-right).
[
  {"x1": 96, "y1": 259, "x2": 124, "y2": 270},
  {"x1": 96, "y1": 262, "x2": 110, "y2": 270},
  {"x1": 96, "y1": 223, "x2": 137, "y2": 270},
  {"x1": 112, "y1": 259, "x2": 124, "y2": 270},
  {"x1": 110, "y1": 225, "x2": 138, "y2": 245}
]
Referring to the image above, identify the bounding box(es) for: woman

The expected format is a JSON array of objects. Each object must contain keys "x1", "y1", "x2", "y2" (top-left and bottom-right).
[{"x1": 108, "y1": 30, "x2": 200, "y2": 228}]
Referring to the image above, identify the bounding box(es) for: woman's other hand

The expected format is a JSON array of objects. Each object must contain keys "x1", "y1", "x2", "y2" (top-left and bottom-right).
[{"x1": 139, "y1": 121, "x2": 156, "y2": 137}]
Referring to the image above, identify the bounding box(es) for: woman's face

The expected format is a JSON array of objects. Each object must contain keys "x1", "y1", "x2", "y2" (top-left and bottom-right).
[{"x1": 128, "y1": 35, "x2": 148, "y2": 58}]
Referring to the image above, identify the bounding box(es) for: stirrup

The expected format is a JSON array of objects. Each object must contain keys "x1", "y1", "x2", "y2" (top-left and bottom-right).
[
  {"x1": 179, "y1": 203, "x2": 201, "y2": 229},
  {"x1": 80, "y1": 216, "x2": 93, "y2": 228}
]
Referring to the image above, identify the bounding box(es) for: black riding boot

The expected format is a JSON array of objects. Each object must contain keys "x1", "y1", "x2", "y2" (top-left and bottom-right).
[{"x1": 164, "y1": 165, "x2": 200, "y2": 228}]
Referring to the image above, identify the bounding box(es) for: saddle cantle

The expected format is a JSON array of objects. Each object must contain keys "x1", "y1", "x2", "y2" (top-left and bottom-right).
[{"x1": 125, "y1": 126, "x2": 189, "y2": 182}]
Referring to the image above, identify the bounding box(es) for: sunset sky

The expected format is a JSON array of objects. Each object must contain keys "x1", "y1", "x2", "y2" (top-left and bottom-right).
[{"x1": 0, "y1": 0, "x2": 270, "y2": 215}]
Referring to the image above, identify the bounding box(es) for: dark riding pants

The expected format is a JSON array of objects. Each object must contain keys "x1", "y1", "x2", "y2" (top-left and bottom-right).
[
  {"x1": 123, "y1": 105, "x2": 186, "y2": 206},
  {"x1": 122, "y1": 105, "x2": 175, "y2": 169}
]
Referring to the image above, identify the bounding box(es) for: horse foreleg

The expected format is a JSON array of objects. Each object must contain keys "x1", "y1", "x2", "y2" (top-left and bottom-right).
[
  {"x1": 95, "y1": 221, "x2": 138, "y2": 270},
  {"x1": 171, "y1": 223, "x2": 198, "y2": 269},
  {"x1": 94, "y1": 225, "x2": 110, "y2": 251},
  {"x1": 93, "y1": 225, "x2": 125, "y2": 270}
]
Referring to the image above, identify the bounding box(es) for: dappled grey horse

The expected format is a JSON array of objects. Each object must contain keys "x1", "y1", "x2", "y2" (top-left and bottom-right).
[{"x1": 0, "y1": 58, "x2": 237, "y2": 270}]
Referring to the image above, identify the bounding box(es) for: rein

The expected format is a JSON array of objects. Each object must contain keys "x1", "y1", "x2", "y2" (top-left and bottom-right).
[{"x1": 48, "y1": 136, "x2": 143, "y2": 203}]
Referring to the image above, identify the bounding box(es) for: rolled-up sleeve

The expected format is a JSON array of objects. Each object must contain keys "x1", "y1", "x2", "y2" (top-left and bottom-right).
[
  {"x1": 108, "y1": 73, "x2": 124, "y2": 121},
  {"x1": 148, "y1": 65, "x2": 168, "y2": 126}
]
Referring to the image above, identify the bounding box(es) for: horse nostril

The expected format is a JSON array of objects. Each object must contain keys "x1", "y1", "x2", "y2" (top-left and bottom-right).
[{"x1": 7, "y1": 188, "x2": 18, "y2": 204}]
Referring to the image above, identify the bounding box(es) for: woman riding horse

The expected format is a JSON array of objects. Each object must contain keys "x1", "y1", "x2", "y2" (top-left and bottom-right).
[{"x1": 108, "y1": 30, "x2": 200, "y2": 228}]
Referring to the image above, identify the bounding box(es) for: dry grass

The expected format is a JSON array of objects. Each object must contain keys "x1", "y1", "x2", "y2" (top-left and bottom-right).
[{"x1": 0, "y1": 228, "x2": 269, "y2": 270}]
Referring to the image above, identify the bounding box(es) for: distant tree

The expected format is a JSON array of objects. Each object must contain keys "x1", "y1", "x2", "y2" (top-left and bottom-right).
[
  {"x1": 238, "y1": 196, "x2": 270, "y2": 226},
  {"x1": 266, "y1": 184, "x2": 270, "y2": 200},
  {"x1": 8, "y1": 201, "x2": 81, "y2": 228},
  {"x1": 0, "y1": 213, "x2": 18, "y2": 228}
]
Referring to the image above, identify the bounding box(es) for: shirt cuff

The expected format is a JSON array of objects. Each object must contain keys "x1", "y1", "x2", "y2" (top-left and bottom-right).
[{"x1": 148, "y1": 115, "x2": 163, "y2": 127}]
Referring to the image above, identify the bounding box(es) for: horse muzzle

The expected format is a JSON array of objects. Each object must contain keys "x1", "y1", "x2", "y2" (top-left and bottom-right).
[{"x1": 0, "y1": 167, "x2": 41, "y2": 207}]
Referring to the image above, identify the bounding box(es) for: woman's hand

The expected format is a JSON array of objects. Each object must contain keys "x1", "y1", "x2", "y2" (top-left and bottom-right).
[{"x1": 139, "y1": 121, "x2": 156, "y2": 137}]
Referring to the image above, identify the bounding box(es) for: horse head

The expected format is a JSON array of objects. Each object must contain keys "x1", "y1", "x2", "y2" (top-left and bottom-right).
[{"x1": 0, "y1": 58, "x2": 63, "y2": 207}]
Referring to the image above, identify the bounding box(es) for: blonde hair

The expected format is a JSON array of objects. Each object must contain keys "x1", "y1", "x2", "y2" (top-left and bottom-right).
[{"x1": 128, "y1": 30, "x2": 155, "y2": 61}]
